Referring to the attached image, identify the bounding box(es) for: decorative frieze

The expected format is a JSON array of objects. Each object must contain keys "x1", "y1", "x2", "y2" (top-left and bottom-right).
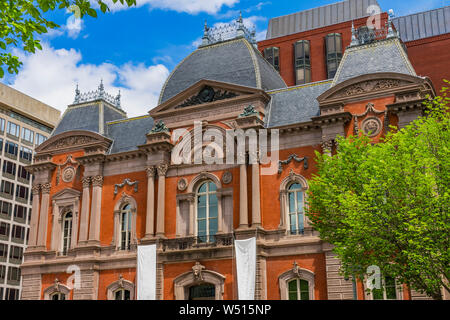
[{"x1": 278, "y1": 154, "x2": 308, "y2": 174}]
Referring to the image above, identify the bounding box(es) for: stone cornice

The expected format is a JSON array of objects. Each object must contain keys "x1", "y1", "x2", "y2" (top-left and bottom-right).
[
  {"x1": 25, "y1": 162, "x2": 57, "y2": 174},
  {"x1": 311, "y1": 112, "x2": 353, "y2": 125},
  {"x1": 75, "y1": 154, "x2": 106, "y2": 165}
]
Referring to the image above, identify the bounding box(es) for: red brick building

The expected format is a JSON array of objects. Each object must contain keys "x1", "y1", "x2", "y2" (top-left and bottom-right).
[
  {"x1": 258, "y1": 2, "x2": 450, "y2": 91},
  {"x1": 19, "y1": 1, "x2": 447, "y2": 301}
]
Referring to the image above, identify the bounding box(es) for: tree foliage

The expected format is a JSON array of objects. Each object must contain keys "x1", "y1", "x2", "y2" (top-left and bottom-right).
[
  {"x1": 0, "y1": 0, "x2": 136, "y2": 77},
  {"x1": 306, "y1": 82, "x2": 450, "y2": 300}
]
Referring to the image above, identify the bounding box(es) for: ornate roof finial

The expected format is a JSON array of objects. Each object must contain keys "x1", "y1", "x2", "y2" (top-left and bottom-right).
[
  {"x1": 202, "y1": 20, "x2": 211, "y2": 46},
  {"x1": 115, "y1": 90, "x2": 121, "y2": 108},
  {"x1": 386, "y1": 13, "x2": 397, "y2": 39},
  {"x1": 74, "y1": 83, "x2": 81, "y2": 103},
  {"x1": 237, "y1": 11, "x2": 245, "y2": 37},
  {"x1": 350, "y1": 21, "x2": 359, "y2": 46},
  {"x1": 98, "y1": 79, "x2": 105, "y2": 98}
]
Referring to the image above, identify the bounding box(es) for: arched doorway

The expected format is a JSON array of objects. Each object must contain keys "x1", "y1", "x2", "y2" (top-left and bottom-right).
[{"x1": 188, "y1": 284, "x2": 216, "y2": 300}]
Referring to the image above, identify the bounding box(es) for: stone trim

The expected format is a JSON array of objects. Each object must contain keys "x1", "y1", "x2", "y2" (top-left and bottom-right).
[
  {"x1": 279, "y1": 171, "x2": 309, "y2": 230},
  {"x1": 112, "y1": 193, "x2": 138, "y2": 250},
  {"x1": 43, "y1": 279, "x2": 71, "y2": 300},
  {"x1": 173, "y1": 267, "x2": 225, "y2": 300},
  {"x1": 106, "y1": 275, "x2": 135, "y2": 300},
  {"x1": 278, "y1": 265, "x2": 315, "y2": 300}
]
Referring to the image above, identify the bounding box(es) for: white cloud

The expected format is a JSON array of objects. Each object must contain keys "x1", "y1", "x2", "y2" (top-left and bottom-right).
[
  {"x1": 102, "y1": 0, "x2": 239, "y2": 14},
  {"x1": 65, "y1": 16, "x2": 84, "y2": 39},
  {"x1": 11, "y1": 43, "x2": 169, "y2": 117}
]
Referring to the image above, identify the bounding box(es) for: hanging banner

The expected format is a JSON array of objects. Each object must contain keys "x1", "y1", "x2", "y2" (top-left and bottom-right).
[
  {"x1": 235, "y1": 237, "x2": 256, "y2": 300},
  {"x1": 137, "y1": 244, "x2": 157, "y2": 300}
]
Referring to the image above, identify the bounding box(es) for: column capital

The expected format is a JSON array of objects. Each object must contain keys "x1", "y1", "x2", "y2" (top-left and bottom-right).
[
  {"x1": 41, "y1": 183, "x2": 51, "y2": 194},
  {"x1": 156, "y1": 163, "x2": 169, "y2": 177},
  {"x1": 32, "y1": 184, "x2": 41, "y2": 195},
  {"x1": 82, "y1": 177, "x2": 91, "y2": 188},
  {"x1": 146, "y1": 166, "x2": 156, "y2": 178},
  {"x1": 91, "y1": 175, "x2": 103, "y2": 187}
]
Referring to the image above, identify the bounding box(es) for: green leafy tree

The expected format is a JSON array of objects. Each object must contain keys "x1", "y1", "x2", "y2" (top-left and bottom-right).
[
  {"x1": 0, "y1": 0, "x2": 136, "y2": 77},
  {"x1": 306, "y1": 82, "x2": 450, "y2": 300}
]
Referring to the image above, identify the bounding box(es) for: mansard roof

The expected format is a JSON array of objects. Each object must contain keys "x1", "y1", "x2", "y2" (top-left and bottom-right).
[
  {"x1": 105, "y1": 116, "x2": 154, "y2": 154},
  {"x1": 158, "y1": 38, "x2": 286, "y2": 104},
  {"x1": 332, "y1": 37, "x2": 416, "y2": 86},
  {"x1": 265, "y1": 80, "x2": 332, "y2": 128}
]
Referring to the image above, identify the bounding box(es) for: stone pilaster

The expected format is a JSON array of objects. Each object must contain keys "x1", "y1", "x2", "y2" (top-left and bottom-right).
[
  {"x1": 72, "y1": 269, "x2": 100, "y2": 300},
  {"x1": 88, "y1": 175, "x2": 103, "y2": 244},
  {"x1": 238, "y1": 164, "x2": 248, "y2": 229},
  {"x1": 144, "y1": 167, "x2": 156, "y2": 239},
  {"x1": 36, "y1": 183, "x2": 51, "y2": 249},
  {"x1": 156, "y1": 163, "x2": 168, "y2": 238},
  {"x1": 78, "y1": 177, "x2": 91, "y2": 244},
  {"x1": 28, "y1": 184, "x2": 41, "y2": 247},
  {"x1": 251, "y1": 151, "x2": 261, "y2": 228},
  {"x1": 20, "y1": 273, "x2": 42, "y2": 300}
]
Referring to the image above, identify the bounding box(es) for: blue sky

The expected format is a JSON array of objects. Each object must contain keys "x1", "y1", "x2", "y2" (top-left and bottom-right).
[{"x1": 3, "y1": 0, "x2": 449, "y2": 117}]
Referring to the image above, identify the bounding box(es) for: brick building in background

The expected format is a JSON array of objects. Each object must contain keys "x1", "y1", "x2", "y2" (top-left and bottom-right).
[
  {"x1": 0, "y1": 83, "x2": 60, "y2": 300},
  {"x1": 20, "y1": 0, "x2": 448, "y2": 301},
  {"x1": 258, "y1": 1, "x2": 449, "y2": 91}
]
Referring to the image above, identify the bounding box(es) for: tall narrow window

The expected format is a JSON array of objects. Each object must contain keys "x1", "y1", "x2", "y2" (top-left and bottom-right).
[
  {"x1": 294, "y1": 40, "x2": 311, "y2": 85},
  {"x1": 288, "y1": 183, "x2": 304, "y2": 235},
  {"x1": 325, "y1": 33, "x2": 342, "y2": 79},
  {"x1": 263, "y1": 47, "x2": 280, "y2": 71},
  {"x1": 288, "y1": 279, "x2": 310, "y2": 300},
  {"x1": 61, "y1": 212, "x2": 72, "y2": 255},
  {"x1": 196, "y1": 182, "x2": 218, "y2": 243},
  {"x1": 120, "y1": 204, "x2": 132, "y2": 250}
]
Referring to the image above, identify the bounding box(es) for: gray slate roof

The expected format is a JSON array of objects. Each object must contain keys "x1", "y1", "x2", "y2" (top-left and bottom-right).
[
  {"x1": 393, "y1": 6, "x2": 450, "y2": 42},
  {"x1": 266, "y1": 0, "x2": 380, "y2": 40},
  {"x1": 332, "y1": 37, "x2": 416, "y2": 86},
  {"x1": 159, "y1": 38, "x2": 286, "y2": 104},
  {"x1": 52, "y1": 103, "x2": 125, "y2": 136},
  {"x1": 265, "y1": 81, "x2": 332, "y2": 128},
  {"x1": 106, "y1": 116, "x2": 154, "y2": 154}
]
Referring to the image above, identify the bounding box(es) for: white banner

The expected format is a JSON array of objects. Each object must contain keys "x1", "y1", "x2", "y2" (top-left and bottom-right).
[
  {"x1": 235, "y1": 237, "x2": 256, "y2": 300},
  {"x1": 137, "y1": 244, "x2": 157, "y2": 300}
]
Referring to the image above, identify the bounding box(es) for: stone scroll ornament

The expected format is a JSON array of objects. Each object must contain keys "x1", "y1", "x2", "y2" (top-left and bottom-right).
[
  {"x1": 114, "y1": 178, "x2": 138, "y2": 195},
  {"x1": 278, "y1": 154, "x2": 308, "y2": 174}
]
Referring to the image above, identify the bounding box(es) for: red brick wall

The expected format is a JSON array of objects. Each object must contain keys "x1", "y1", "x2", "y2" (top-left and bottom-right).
[
  {"x1": 403, "y1": 33, "x2": 450, "y2": 92},
  {"x1": 258, "y1": 15, "x2": 388, "y2": 87}
]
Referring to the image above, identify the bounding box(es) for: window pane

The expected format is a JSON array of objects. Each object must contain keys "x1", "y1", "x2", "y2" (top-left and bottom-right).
[
  {"x1": 197, "y1": 220, "x2": 207, "y2": 234},
  {"x1": 385, "y1": 277, "x2": 397, "y2": 300},
  {"x1": 288, "y1": 192, "x2": 295, "y2": 213},
  {"x1": 296, "y1": 191, "x2": 303, "y2": 213},
  {"x1": 290, "y1": 214, "x2": 297, "y2": 234},
  {"x1": 209, "y1": 218, "x2": 218, "y2": 236},
  {"x1": 327, "y1": 35, "x2": 335, "y2": 53},
  {"x1": 198, "y1": 183, "x2": 207, "y2": 193},
  {"x1": 208, "y1": 182, "x2": 217, "y2": 192}
]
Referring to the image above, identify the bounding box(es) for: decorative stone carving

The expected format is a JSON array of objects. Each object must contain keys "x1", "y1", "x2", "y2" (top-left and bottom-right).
[
  {"x1": 239, "y1": 105, "x2": 259, "y2": 118},
  {"x1": 157, "y1": 163, "x2": 169, "y2": 177},
  {"x1": 292, "y1": 261, "x2": 302, "y2": 278},
  {"x1": 41, "y1": 183, "x2": 51, "y2": 194},
  {"x1": 91, "y1": 175, "x2": 104, "y2": 187},
  {"x1": 177, "y1": 178, "x2": 188, "y2": 191},
  {"x1": 322, "y1": 139, "x2": 334, "y2": 155},
  {"x1": 82, "y1": 177, "x2": 91, "y2": 188},
  {"x1": 341, "y1": 80, "x2": 401, "y2": 98},
  {"x1": 150, "y1": 120, "x2": 169, "y2": 133},
  {"x1": 32, "y1": 184, "x2": 41, "y2": 195},
  {"x1": 44, "y1": 135, "x2": 97, "y2": 151},
  {"x1": 114, "y1": 178, "x2": 138, "y2": 195},
  {"x1": 146, "y1": 166, "x2": 156, "y2": 178},
  {"x1": 222, "y1": 171, "x2": 233, "y2": 184},
  {"x1": 361, "y1": 117, "x2": 382, "y2": 137},
  {"x1": 176, "y1": 86, "x2": 238, "y2": 109},
  {"x1": 192, "y1": 262, "x2": 206, "y2": 281},
  {"x1": 62, "y1": 166, "x2": 76, "y2": 183},
  {"x1": 278, "y1": 154, "x2": 308, "y2": 174}
]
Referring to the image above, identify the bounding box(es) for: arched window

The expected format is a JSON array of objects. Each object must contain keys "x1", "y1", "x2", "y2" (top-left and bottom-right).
[
  {"x1": 287, "y1": 279, "x2": 310, "y2": 300},
  {"x1": 196, "y1": 181, "x2": 218, "y2": 243},
  {"x1": 120, "y1": 204, "x2": 132, "y2": 251},
  {"x1": 114, "y1": 288, "x2": 131, "y2": 300},
  {"x1": 50, "y1": 292, "x2": 66, "y2": 300},
  {"x1": 287, "y1": 183, "x2": 305, "y2": 235},
  {"x1": 61, "y1": 212, "x2": 72, "y2": 255}
]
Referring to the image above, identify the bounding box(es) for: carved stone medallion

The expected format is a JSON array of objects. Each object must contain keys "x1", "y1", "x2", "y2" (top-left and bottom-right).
[
  {"x1": 62, "y1": 167, "x2": 76, "y2": 183},
  {"x1": 177, "y1": 178, "x2": 188, "y2": 191},
  {"x1": 222, "y1": 171, "x2": 233, "y2": 184},
  {"x1": 361, "y1": 117, "x2": 382, "y2": 137}
]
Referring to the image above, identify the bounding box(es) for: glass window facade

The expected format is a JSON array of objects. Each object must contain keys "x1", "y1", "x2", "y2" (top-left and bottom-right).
[
  {"x1": 294, "y1": 40, "x2": 311, "y2": 85},
  {"x1": 325, "y1": 33, "x2": 343, "y2": 79}
]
